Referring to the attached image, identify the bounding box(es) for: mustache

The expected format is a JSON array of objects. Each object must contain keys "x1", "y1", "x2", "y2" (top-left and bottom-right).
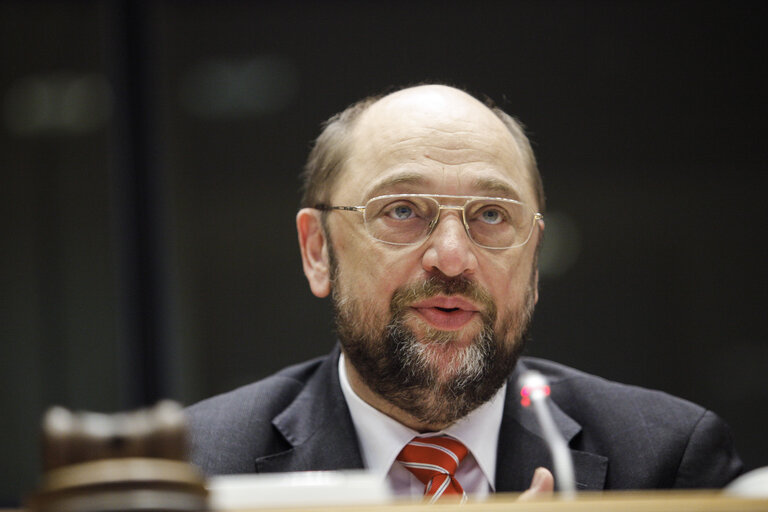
[{"x1": 389, "y1": 274, "x2": 496, "y2": 317}]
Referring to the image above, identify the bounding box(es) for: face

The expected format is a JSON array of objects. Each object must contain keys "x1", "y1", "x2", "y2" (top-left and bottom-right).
[{"x1": 303, "y1": 85, "x2": 543, "y2": 427}]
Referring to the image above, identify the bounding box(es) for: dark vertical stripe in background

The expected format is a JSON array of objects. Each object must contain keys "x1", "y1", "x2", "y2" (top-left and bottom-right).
[{"x1": 108, "y1": 0, "x2": 167, "y2": 407}]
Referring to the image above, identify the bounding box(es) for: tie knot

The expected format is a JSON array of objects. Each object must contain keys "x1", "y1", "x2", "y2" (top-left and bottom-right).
[{"x1": 396, "y1": 436, "x2": 468, "y2": 501}]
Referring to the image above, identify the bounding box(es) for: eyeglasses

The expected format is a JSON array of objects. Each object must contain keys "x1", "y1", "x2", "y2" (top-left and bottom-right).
[{"x1": 314, "y1": 194, "x2": 543, "y2": 249}]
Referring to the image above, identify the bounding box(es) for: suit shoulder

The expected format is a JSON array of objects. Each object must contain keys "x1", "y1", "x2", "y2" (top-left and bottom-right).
[
  {"x1": 187, "y1": 355, "x2": 326, "y2": 421},
  {"x1": 520, "y1": 356, "x2": 704, "y2": 418},
  {"x1": 519, "y1": 357, "x2": 743, "y2": 488},
  {"x1": 185, "y1": 355, "x2": 329, "y2": 473}
]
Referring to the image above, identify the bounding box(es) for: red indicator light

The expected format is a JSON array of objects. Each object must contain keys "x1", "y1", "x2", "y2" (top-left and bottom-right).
[
  {"x1": 520, "y1": 387, "x2": 531, "y2": 407},
  {"x1": 520, "y1": 385, "x2": 551, "y2": 406}
]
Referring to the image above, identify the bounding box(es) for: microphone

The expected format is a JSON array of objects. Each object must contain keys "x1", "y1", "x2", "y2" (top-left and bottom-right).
[{"x1": 519, "y1": 370, "x2": 576, "y2": 498}]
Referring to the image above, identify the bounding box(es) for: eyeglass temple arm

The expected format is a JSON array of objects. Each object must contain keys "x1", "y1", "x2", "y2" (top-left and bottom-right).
[{"x1": 314, "y1": 204, "x2": 365, "y2": 212}]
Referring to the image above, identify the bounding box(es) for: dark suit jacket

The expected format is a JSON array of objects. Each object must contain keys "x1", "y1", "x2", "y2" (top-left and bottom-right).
[{"x1": 186, "y1": 348, "x2": 743, "y2": 491}]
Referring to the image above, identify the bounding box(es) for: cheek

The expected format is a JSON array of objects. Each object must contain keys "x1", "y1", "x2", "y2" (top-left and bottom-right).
[
  {"x1": 333, "y1": 233, "x2": 409, "y2": 304},
  {"x1": 484, "y1": 257, "x2": 535, "y2": 308}
]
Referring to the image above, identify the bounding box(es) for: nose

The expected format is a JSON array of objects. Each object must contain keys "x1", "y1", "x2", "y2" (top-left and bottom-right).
[{"x1": 420, "y1": 210, "x2": 478, "y2": 277}]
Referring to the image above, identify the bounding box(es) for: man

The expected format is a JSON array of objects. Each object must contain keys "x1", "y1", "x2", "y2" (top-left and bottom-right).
[{"x1": 187, "y1": 84, "x2": 743, "y2": 497}]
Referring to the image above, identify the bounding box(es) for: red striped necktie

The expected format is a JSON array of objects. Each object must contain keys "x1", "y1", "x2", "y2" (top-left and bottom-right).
[{"x1": 396, "y1": 436, "x2": 468, "y2": 503}]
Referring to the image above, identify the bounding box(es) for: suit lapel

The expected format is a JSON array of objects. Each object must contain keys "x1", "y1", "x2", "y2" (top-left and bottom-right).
[
  {"x1": 254, "y1": 348, "x2": 365, "y2": 473},
  {"x1": 495, "y1": 360, "x2": 608, "y2": 491}
]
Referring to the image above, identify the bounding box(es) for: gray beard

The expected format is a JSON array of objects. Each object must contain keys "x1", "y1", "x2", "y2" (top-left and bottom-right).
[{"x1": 332, "y1": 271, "x2": 535, "y2": 428}]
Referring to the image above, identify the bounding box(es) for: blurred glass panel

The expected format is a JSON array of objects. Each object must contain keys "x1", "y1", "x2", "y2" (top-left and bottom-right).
[
  {"x1": 179, "y1": 55, "x2": 298, "y2": 119},
  {"x1": 4, "y1": 73, "x2": 112, "y2": 135}
]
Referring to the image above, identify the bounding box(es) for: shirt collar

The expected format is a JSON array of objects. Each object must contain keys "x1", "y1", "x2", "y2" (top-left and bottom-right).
[{"x1": 338, "y1": 353, "x2": 506, "y2": 489}]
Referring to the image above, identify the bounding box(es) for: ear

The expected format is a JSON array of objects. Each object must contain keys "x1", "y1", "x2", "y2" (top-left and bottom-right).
[{"x1": 297, "y1": 208, "x2": 331, "y2": 298}]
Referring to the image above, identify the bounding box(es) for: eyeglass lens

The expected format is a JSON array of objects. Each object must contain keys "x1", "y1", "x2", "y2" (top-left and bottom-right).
[{"x1": 363, "y1": 196, "x2": 535, "y2": 248}]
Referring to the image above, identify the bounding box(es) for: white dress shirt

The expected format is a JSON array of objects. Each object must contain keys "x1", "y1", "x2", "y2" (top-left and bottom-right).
[{"x1": 338, "y1": 353, "x2": 506, "y2": 498}]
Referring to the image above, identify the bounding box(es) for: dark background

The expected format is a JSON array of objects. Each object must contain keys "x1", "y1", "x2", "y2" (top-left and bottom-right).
[{"x1": 2, "y1": 0, "x2": 766, "y2": 505}]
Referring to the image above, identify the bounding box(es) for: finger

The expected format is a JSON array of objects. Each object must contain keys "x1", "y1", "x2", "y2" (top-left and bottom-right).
[{"x1": 517, "y1": 467, "x2": 555, "y2": 501}]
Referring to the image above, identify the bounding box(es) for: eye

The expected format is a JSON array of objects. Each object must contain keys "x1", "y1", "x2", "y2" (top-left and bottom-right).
[
  {"x1": 387, "y1": 203, "x2": 416, "y2": 220},
  {"x1": 479, "y1": 207, "x2": 504, "y2": 225}
]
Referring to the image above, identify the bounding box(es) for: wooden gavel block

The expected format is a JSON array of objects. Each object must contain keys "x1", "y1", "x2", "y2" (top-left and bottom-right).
[{"x1": 29, "y1": 401, "x2": 207, "y2": 512}]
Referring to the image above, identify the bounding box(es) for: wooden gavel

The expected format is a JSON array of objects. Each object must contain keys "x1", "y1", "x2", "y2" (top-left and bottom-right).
[{"x1": 30, "y1": 401, "x2": 207, "y2": 512}]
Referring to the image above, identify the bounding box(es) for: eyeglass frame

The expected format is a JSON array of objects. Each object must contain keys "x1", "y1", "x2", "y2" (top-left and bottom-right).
[{"x1": 313, "y1": 193, "x2": 544, "y2": 250}]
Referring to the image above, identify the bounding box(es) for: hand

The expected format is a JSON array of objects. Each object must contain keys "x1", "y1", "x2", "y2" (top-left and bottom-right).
[{"x1": 517, "y1": 467, "x2": 555, "y2": 501}]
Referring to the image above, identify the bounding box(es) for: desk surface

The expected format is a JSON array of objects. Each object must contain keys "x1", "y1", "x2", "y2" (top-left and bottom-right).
[
  {"x1": 9, "y1": 490, "x2": 768, "y2": 512},
  {"x1": 243, "y1": 492, "x2": 767, "y2": 512}
]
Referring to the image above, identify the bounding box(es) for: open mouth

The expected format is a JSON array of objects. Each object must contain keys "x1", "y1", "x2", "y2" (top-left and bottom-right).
[{"x1": 409, "y1": 297, "x2": 480, "y2": 330}]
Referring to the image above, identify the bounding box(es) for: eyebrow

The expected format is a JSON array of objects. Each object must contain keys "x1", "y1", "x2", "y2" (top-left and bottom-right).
[
  {"x1": 471, "y1": 177, "x2": 521, "y2": 201},
  {"x1": 365, "y1": 172, "x2": 426, "y2": 200}
]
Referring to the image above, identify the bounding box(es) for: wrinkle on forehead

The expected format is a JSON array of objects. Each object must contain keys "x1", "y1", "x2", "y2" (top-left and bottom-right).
[
  {"x1": 364, "y1": 170, "x2": 523, "y2": 202},
  {"x1": 355, "y1": 128, "x2": 521, "y2": 172}
]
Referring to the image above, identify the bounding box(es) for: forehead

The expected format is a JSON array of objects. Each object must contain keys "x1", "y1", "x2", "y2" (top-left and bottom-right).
[{"x1": 336, "y1": 88, "x2": 534, "y2": 205}]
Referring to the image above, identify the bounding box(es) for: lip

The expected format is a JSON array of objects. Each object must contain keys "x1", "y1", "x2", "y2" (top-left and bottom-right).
[
  {"x1": 410, "y1": 296, "x2": 480, "y2": 311},
  {"x1": 409, "y1": 296, "x2": 480, "y2": 331}
]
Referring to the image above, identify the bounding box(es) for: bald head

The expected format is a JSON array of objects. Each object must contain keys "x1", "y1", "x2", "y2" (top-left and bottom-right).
[
  {"x1": 301, "y1": 84, "x2": 544, "y2": 212},
  {"x1": 364, "y1": 85, "x2": 492, "y2": 122},
  {"x1": 359, "y1": 85, "x2": 502, "y2": 128}
]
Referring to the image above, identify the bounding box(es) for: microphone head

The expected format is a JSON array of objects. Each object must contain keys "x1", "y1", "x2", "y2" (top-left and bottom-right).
[{"x1": 519, "y1": 370, "x2": 551, "y2": 407}]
